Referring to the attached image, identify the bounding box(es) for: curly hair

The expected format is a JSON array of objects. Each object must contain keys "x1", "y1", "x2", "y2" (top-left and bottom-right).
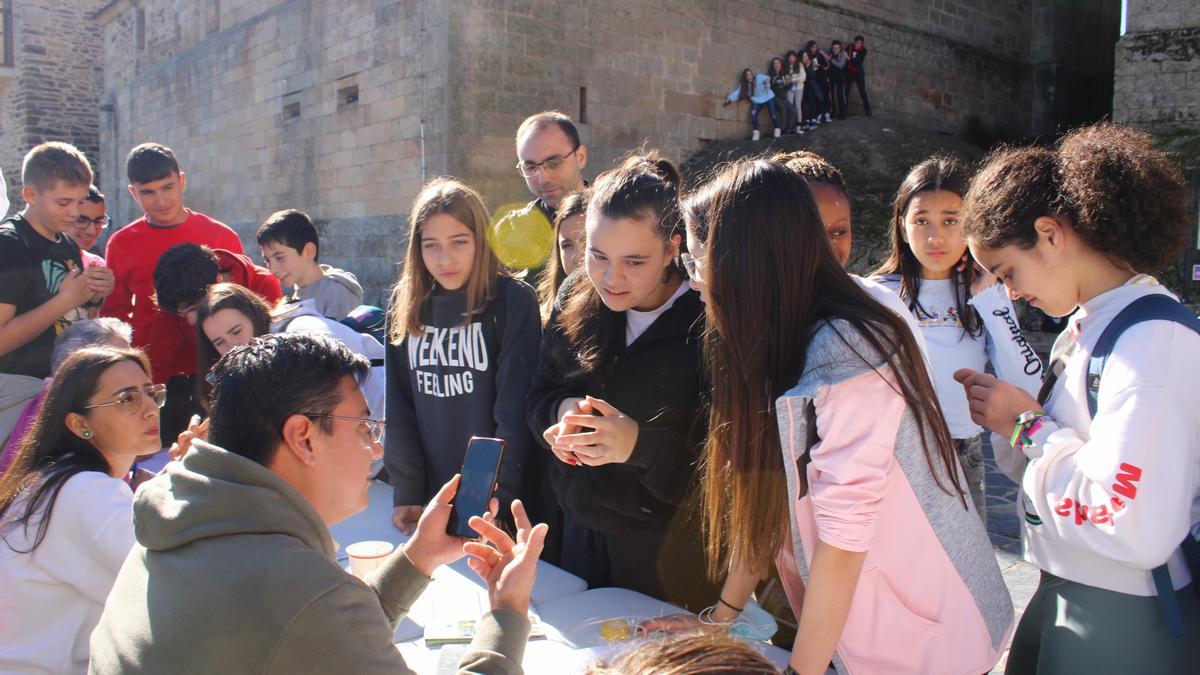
[
  {"x1": 772, "y1": 149, "x2": 848, "y2": 198},
  {"x1": 153, "y1": 243, "x2": 219, "y2": 313},
  {"x1": 963, "y1": 123, "x2": 1191, "y2": 271}
]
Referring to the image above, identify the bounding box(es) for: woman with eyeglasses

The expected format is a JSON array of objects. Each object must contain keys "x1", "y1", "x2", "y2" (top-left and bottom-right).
[
  {"x1": 529, "y1": 151, "x2": 718, "y2": 610},
  {"x1": 0, "y1": 345, "x2": 164, "y2": 674}
]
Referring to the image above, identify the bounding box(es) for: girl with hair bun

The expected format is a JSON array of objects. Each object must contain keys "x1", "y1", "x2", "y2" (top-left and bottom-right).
[
  {"x1": 528, "y1": 151, "x2": 717, "y2": 609},
  {"x1": 956, "y1": 123, "x2": 1200, "y2": 671}
]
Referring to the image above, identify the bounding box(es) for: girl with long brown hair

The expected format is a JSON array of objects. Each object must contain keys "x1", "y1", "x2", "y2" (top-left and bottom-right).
[
  {"x1": 873, "y1": 156, "x2": 1043, "y2": 522},
  {"x1": 0, "y1": 346, "x2": 164, "y2": 674},
  {"x1": 663, "y1": 159, "x2": 1012, "y2": 674},
  {"x1": 528, "y1": 151, "x2": 717, "y2": 609},
  {"x1": 534, "y1": 190, "x2": 588, "y2": 324},
  {"x1": 384, "y1": 178, "x2": 541, "y2": 533}
]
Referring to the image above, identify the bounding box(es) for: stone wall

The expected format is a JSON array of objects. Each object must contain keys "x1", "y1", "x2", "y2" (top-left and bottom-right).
[
  {"x1": 95, "y1": 0, "x2": 1119, "y2": 303},
  {"x1": 1113, "y1": 0, "x2": 1200, "y2": 132},
  {"x1": 0, "y1": 0, "x2": 106, "y2": 211},
  {"x1": 97, "y1": 0, "x2": 450, "y2": 304}
]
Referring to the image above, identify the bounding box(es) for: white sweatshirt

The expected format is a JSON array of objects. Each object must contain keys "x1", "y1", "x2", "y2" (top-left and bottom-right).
[
  {"x1": 874, "y1": 276, "x2": 1044, "y2": 438},
  {"x1": 852, "y1": 274, "x2": 930, "y2": 359},
  {"x1": 0, "y1": 471, "x2": 134, "y2": 674},
  {"x1": 996, "y1": 276, "x2": 1200, "y2": 596}
]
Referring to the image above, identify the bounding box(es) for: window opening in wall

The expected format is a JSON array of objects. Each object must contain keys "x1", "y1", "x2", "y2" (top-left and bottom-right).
[
  {"x1": 283, "y1": 102, "x2": 300, "y2": 120},
  {"x1": 136, "y1": 8, "x2": 146, "y2": 50},
  {"x1": 0, "y1": 0, "x2": 12, "y2": 67},
  {"x1": 579, "y1": 86, "x2": 588, "y2": 124},
  {"x1": 338, "y1": 84, "x2": 359, "y2": 109}
]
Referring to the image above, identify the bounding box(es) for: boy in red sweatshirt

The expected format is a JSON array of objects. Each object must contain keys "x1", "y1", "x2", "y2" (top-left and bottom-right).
[{"x1": 101, "y1": 143, "x2": 244, "y2": 444}]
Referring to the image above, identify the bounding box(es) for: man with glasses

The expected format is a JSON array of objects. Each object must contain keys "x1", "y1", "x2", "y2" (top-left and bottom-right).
[
  {"x1": 70, "y1": 186, "x2": 111, "y2": 255},
  {"x1": 493, "y1": 112, "x2": 589, "y2": 272},
  {"x1": 92, "y1": 333, "x2": 546, "y2": 674}
]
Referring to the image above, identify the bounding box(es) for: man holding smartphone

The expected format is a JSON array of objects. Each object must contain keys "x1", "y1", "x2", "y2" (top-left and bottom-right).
[{"x1": 91, "y1": 334, "x2": 547, "y2": 674}]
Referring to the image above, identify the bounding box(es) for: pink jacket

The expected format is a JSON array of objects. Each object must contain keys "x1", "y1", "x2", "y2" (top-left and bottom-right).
[{"x1": 774, "y1": 320, "x2": 1013, "y2": 674}]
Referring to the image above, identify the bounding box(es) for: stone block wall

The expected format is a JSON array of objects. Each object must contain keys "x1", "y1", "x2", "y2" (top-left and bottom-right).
[
  {"x1": 1113, "y1": 0, "x2": 1200, "y2": 132},
  {"x1": 0, "y1": 0, "x2": 107, "y2": 211},
  {"x1": 97, "y1": 0, "x2": 451, "y2": 304}
]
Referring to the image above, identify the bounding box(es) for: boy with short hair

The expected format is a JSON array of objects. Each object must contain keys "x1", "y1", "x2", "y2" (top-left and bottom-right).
[
  {"x1": 0, "y1": 142, "x2": 115, "y2": 443},
  {"x1": 256, "y1": 209, "x2": 362, "y2": 319},
  {"x1": 101, "y1": 143, "x2": 243, "y2": 346}
]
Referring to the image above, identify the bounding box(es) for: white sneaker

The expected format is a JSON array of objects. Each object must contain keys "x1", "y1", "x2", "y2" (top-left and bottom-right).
[
  {"x1": 773, "y1": 128, "x2": 781, "y2": 138},
  {"x1": 752, "y1": 130, "x2": 760, "y2": 141},
  {"x1": 824, "y1": 112, "x2": 832, "y2": 122},
  {"x1": 795, "y1": 126, "x2": 804, "y2": 135}
]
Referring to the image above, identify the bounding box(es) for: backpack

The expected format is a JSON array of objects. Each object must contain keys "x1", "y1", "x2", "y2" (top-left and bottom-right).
[{"x1": 1053, "y1": 294, "x2": 1200, "y2": 640}]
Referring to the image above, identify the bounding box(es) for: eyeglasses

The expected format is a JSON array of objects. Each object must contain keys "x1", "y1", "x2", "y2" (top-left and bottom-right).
[
  {"x1": 516, "y1": 147, "x2": 580, "y2": 177},
  {"x1": 82, "y1": 384, "x2": 167, "y2": 415},
  {"x1": 680, "y1": 251, "x2": 706, "y2": 283},
  {"x1": 74, "y1": 214, "x2": 112, "y2": 231},
  {"x1": 304, "y1": 414, "x2": 386, "y2": 444}
]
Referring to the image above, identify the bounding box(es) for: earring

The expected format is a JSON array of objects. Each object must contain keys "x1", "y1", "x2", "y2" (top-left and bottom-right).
[{"x1": 82, "y1": 429, "x2": 93, "y2": 439}]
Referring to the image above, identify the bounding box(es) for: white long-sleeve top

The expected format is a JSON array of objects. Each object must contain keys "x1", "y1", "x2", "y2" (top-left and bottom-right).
[
  {"x1": 874, "y1": 276, "x2": 1044, "y2": 438},
  {"x1": 997, "y1": 276, "x2": 1200, "y2": 596},
  {"x1": 0, "y1": 471, "x2": 134, "y2": 673}
]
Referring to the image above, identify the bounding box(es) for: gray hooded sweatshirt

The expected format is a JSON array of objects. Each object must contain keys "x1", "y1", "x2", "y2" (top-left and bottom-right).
[
  {"x1": 89, "y1": 441, "x2": 528, "y2": 675},
  {"x1": 296, "y1": 264, "x2": 364, "y2": 320}
]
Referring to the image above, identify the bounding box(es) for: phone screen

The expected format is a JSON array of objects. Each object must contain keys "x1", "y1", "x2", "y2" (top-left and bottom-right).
[{"x1": 446, "y1": 436, "x2": 506, "y2": 538}]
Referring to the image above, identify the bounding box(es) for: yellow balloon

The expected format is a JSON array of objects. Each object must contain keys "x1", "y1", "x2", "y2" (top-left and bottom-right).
[{"x1": 489, "y1": 202, "x2": 554, "y2": 271}]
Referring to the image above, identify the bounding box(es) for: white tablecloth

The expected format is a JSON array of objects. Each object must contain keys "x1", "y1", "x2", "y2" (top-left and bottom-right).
[{"x1": 331, "y1": 481, "x2": 796, "y2": 673}]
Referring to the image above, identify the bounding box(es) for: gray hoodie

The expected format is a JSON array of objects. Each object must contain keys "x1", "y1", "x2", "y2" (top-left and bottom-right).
[
  {"x1": 295, "y1": 264, "x2": 364, "y2": 319},
  {"x1": 89, "y1": 441, "x2": 529, "y2": 675}
]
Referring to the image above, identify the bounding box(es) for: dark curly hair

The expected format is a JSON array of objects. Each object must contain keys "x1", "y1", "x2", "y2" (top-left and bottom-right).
[
  {"x1": 153, "y1": 243, "x2": 219, "y2": 313},
  {"x1": 963, "y1": 123, "x2": 1191, "y2": 272},
  {"x1": 772, "y1": 149, "x2": 848, "y2": 199}
]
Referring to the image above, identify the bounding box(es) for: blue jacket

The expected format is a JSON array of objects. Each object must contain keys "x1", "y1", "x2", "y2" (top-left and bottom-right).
[{"x1": 726, "y1": 73, "x2": 774, "y2": 104}]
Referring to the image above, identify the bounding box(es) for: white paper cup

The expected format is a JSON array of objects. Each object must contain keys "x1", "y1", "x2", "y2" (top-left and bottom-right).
[{"x1": 345, "y1": 540, "x2": 394, "y2": 577}]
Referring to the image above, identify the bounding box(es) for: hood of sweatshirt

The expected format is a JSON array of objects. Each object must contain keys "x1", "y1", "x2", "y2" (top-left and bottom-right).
[
  {"x1": 132, "y1": 439, "x2": 335, "y2": 560},
  {"x1": 319, "y1": 265, "x2": 363, "y2": 295},
  {"x1": 271, "y1": 299, "x2": 385, "y2": 360}
]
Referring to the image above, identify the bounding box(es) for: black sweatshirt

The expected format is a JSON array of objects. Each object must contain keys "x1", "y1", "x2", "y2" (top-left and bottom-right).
[
  {"x1": 385, "y1": 277, "x2": 541, "y2": 508},
  {"x1": 527, "y1": 275, "x2": 708, "y2": 534}
]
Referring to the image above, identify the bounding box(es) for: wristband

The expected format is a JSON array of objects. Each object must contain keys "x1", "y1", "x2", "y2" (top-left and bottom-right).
[
  {"x1": 717, "y1": 596, "x2": 745, "y2": 614},
  {"x1": 1010, "y1": 410, "x2": 1047, "y2": 448}
]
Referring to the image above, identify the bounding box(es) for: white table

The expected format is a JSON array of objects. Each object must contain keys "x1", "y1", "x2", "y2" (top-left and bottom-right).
[{"x1": 332, "y1": 482, "x2": 797, "y2": 673}]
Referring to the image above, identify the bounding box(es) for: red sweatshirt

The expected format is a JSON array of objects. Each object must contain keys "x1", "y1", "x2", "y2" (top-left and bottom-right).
[
  {"x1": 142, "y1": 249, "x2": 283, "y2": 384},
  {"x1": 100, "y1": 210, "x2": 244, "y2": 348}
]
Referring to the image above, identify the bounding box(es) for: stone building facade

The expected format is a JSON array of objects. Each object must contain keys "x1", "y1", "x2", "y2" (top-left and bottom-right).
[
  {"x1": 0, "y1": 0, "x2": 106, "y2": 211},
  {"x1": 89, "y1": 0, "x2": 1119, "y2": 303},
  {"x1": 1113, "y1": 0, "x2": 1200, "y2": 132}
]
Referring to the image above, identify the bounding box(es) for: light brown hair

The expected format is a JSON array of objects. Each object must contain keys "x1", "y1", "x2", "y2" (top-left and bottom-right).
[{"x1": 21, "y1": 142, "x2": 93, "y2": 191}]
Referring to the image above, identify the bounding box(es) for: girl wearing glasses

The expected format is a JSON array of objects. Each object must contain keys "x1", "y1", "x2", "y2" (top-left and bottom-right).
[
  {"x1": 0, "y1": 346, "x2": 164, "y2": 674},
  {"x1": 672, "y1": 159, "x2": 1012, "y2": 674},
  {"x1": 529, "y1": 152, "x2": 718, "y2": 610},
  {"x1": 385, "y1": 178, "x2": 541, "y2": 535},
  {"x1": 194, "y1": 283, "x2": 386, "y2": 425}
]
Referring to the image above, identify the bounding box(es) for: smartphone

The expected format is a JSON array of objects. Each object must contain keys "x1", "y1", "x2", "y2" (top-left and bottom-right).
[{"x1": 446, "y1": 436, "x2": 506, "y2": 538}]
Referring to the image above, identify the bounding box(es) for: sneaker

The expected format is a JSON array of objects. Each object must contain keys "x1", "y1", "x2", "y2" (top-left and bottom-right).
[
  {"x1": 794, "y1": 126, "x2": 804, "y2": 135},
  {"x1": 752, "y1": 130, "x2": 761, "y2": 141},
  {"x1": 773, "y1": 128, "x2": 781, "y2": 138},
  {"x1": 824, "y1": 112, "x2": 832, "y2": 122}
]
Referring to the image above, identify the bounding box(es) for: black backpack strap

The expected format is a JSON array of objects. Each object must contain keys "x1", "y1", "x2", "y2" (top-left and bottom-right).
[{"x1": 1085, "y1": 294, "x2": 1200, "y2": 640}]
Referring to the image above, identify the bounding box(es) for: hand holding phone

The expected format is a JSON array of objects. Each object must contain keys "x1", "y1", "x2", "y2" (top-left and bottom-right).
[{"x1": 446, "y1": 436, "x2": 506, "y2": 538}]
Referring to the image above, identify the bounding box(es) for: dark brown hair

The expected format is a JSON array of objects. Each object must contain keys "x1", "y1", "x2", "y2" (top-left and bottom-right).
[
  {"x1": 585, "y1": 632, "x2": 777, "y2": 674},
  {"x1": 874, "y1": 156, "x2": 982, "y2": 337},
  {"x1": 556, "y1": 151, "x2": 686, "y2": 371},
  {"x1": 692, "y1": 159, "x2": 961, "y2": 577},
  {"x1": 0, "y1": 347, "x2": 150, "y2": 553},
  {"x1": 194, "y1": 283, "x2": 274, "y2": 408},
  {"x1": 772, "y1": 150, "x2": 848, "y2": 198},
  {"x1": 536, "y1": 190, "x2": 588, "y2": 324},
  {"x1": 963, "y1": 123, "x2": 1191, "y2": 271}
]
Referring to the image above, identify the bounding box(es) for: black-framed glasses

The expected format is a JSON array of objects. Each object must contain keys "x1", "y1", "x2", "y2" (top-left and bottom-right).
[
  {"x1": 81, "y1": 384, "x2": 167, "y2": 416},
  {"x1": 74, "y1": 214, "x2": 112, "y2": 231},
  {"x1": 516, "y1": 146, "x2": 580, "y2": 177},
  {"x1": 303, "y1": 414, "x2": 385, "y2": 444},
  {"x1": 680, "y1": 251, "x2": 706, "y2": 283}
]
